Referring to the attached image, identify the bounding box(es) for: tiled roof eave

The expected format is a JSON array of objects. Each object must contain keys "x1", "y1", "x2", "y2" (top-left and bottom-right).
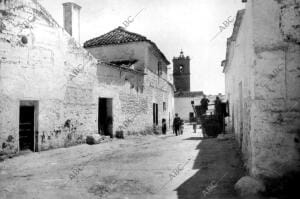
[
  {"x1": 97, "y1": 60, "x2": 146, "y2": 75},
  {"x1": 174, "y1": 91, "x2": 205, "y2": 98},
  {"x1": 84, "y1": 40, "x2": 146, "y2": 49}
]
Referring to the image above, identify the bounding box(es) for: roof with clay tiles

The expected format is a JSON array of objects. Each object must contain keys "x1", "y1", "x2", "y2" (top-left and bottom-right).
[
  {"x1": 83, "y1": 27, "x2": 170, "y2": 65},
  {"x1": 175, "y1": 91, "x2": 205, "y2": 98}
]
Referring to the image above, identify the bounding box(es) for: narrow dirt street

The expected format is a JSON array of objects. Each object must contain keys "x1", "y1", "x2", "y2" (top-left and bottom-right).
[{"x1": 0, "y1": 125, "x2": 245, "y2": 199}]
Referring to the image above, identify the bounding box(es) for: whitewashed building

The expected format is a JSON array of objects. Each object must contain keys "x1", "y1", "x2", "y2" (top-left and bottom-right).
[
  {"x1": 223, "y1": 0, "x2": 300, "y2": 180},
  {"x1": 0, "y1": 0, "x2": 174, "y2": 155}
]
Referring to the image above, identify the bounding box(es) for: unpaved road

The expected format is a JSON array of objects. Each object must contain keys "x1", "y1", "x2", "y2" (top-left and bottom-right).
[{"x1": 0, "y1": 124, "x2": 245, "y2": 199}]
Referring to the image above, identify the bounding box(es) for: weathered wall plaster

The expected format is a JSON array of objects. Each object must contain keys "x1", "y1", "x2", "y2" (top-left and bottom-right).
[{"x1": 224, "y1": 0, "x2": 300, "y2": 179}]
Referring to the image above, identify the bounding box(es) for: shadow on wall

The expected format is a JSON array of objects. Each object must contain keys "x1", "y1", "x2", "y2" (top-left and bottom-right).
[
  {"x1": 175, "y1": 137, "x2": 245, "y2": 199},
  {"x1": 261, "y1": 129, "x2": 300, "y2": 199},
  {"x1": 96, "y1": 63, "x2": 145, "y2": 93}
]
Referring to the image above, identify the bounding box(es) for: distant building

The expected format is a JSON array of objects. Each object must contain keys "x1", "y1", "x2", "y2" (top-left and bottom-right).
[
  {"x1": 173, "y1": 51, "x2": 201, "y2": 121},
  {"x1": 174, "y1": 91, "x2": 204, "y2": 121},
  {"x1": 172, "y1": 51, "x2": 224, "y2": 121},
  {"x1": 173, "y1": 50, "x2": 190, "y2": 92}
]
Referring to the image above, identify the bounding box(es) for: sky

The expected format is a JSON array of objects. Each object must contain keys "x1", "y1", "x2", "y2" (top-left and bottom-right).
[{"x1": 39, "y1": 0, "x2": 245, "y2": 95}]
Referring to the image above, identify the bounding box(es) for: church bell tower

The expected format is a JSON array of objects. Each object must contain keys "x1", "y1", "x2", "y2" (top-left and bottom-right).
[{"x1": 173, "y1": 50, "x2": 190, "y2": 92}]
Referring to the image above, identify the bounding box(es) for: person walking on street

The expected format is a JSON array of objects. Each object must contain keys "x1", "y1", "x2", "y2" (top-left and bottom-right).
[
  {"x1": 200, "y1": 95, "x2": 209, "y2": 115},
  {"x1": 193, "y1": 122, "x2": 197, "y2": 133},
  {"x1": 173, "y1": 113, "x2": 181, "y2": 136},
  {"x1": 214, "y1": 96, "x2": 224, "y2": 133},
  {"x1": 214, "y1": 96, "x2": 222, "y2": 120},
  {"x1": 180, "y1": 119, "x2": 184, "y2": 135}
]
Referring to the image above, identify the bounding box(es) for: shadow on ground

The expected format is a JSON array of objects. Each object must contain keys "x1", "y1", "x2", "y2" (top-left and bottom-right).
[
  {"x1": 176, "y1": 135, "x2": 245, "y2": 199},
  {"x1": 183, "y1": 137, "x2": 205, "y2": 141}
]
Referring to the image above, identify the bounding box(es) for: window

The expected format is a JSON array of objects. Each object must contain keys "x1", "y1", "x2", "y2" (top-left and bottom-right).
[
  {"x1": 179, "y1": 65, "x2": 184, "y2": 73},
  {"x1": 163, "y1": 102, "x2": 166, "y2": 111},
  {"x1": 158, "y1": 61, "x2": 162, "y2": 76}
]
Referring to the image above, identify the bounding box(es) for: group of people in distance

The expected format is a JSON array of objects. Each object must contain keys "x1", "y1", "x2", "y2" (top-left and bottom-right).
[
  {"x1": 170, "y1": 95, "x2": 227, "y2": 136},
  {"x1": 162, "y1": 95, "x2": 226, "y2": 136}
]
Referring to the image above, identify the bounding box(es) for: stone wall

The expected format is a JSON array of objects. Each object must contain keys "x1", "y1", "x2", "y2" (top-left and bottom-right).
[
  {"x1": 251, "y1": 0, "x2": 300, "y2": 178},
  {"x1": 224, "y1": 0, "x2": 300, "y2": 179},
  {"x1": 0, "y1": 0, "x2": 101, "y2": 153}
]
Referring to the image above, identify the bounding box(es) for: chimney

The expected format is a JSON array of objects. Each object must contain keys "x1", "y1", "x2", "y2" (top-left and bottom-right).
[{"x1": 63, "y1": 2, "x2": 81, "y2": 43}]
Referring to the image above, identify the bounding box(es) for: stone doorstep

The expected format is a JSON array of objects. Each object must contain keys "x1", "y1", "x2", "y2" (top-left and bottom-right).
[
  {"x1": 86, "y1": 134, "x2": 112, "y2": 145},
  {"x1": 0, "y1": 150, "x2": 29, "y2": 162}
]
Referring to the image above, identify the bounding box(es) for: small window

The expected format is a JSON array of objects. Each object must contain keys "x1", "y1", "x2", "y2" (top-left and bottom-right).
[
  {"x1": 158, "y1": 62, "x2": 162, "y2": 76},
  {"x1": 179, "y1": 65, "x2": 184, "y2": 73},
  {"x1": 163, "y1": 102, "x2": 166, "y2": 111}
]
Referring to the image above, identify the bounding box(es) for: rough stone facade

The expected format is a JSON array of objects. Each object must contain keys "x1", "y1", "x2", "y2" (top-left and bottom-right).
[
  {"x1": 223, "y1": 0, "x2": 300, "y2": 179},
  {"x1": 0, "y1": 0, "x2": 174, "y2": 155}
]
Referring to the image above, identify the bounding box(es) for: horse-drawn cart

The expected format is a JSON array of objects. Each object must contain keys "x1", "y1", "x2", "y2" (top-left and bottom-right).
[{"x1": 191, "y1": 101, "x2": 228, "y2": 137}]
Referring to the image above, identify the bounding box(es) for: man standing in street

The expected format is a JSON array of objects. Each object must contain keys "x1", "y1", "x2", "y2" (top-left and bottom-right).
[
  {"x1": 214, "y1": 96, "x2": 224, "y2": 134},
  {"x1": 173, "y1": 113, "x2": 181, "y2": 136},
  {"x1": 200, "y1": 95, "x2": 210, "y2": 115}
]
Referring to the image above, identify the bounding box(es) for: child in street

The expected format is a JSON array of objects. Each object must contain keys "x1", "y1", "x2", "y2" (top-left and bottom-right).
[
  {"x1": 162, "y1": 118, "x2": 167, "y2": 135},
  {"x1": 180, "y1": 119, "x2": 184, "y2": 135}
]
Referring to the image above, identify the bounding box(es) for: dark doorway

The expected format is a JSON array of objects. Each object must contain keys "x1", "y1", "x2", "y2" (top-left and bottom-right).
[
  {"x1": 189, "y1": 112, "x2": 194, "y2": 122},
  {"x1": 19, "y1": 101, "x2": 38, "y2": 151},
  {"x1": 153, "y1": 103, "x2": 158, "y2": 125},
  {"x1": 156, "y1": 104, "x2": 158, "y2": 125},
  {"x1": 98, "y1": 98, "x2": 113, "y2": 137}
]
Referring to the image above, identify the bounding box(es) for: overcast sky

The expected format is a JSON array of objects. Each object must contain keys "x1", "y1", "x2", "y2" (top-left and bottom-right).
[{"x1": 40, "y1": 0, "x2": 245, "y2": 95}]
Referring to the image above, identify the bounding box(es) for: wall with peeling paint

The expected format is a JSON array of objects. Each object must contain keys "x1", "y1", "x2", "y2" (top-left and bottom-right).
[
  {"x1": 224, "y1": 0, "x2": 300, "y2": 179},
  {"x1": 0, "y1": 0, "x2": 99, "y2": 153}
]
